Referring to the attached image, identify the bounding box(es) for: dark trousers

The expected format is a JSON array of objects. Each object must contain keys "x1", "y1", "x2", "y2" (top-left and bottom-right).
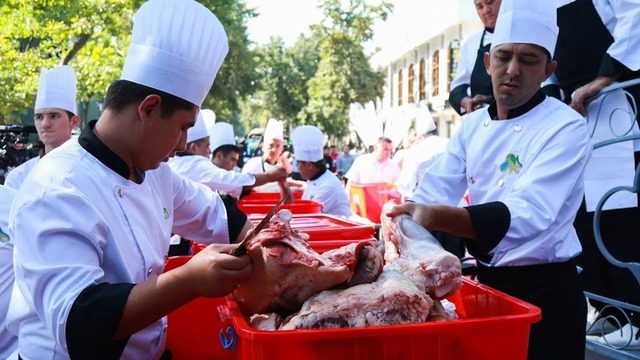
[{"x1": 477, "y1": 261, "x2": 586, "y2": 360}]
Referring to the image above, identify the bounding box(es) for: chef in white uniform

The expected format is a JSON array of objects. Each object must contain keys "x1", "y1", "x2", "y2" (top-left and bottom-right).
[
  {"x1": 242, "y1": 118, "x2": 293, "y2": 189},
  {"x1": 4, "y1": 65, "x2": 80, "y2": 190},
  {"x1": 291, "y1": 125, "x2": 353, "y2": 218},
  {"x1": 7, "y1": 1, "x2": 253, "y2": 359},
  {"x1": 167, "y1": 114, "x2": 286, "y2": 200},
  {"x1": 0, "y1": 185, "x2": 17, "y2": 360},
  {"x1": 386, "y1": 1, "x2": 591, "y2": 359},
  {"x1": 548, "y1": 0, "x2": 640, "y2": 348}
]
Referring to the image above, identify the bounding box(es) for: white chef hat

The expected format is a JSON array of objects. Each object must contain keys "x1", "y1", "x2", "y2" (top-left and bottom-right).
[
  {"x1": 415, "y1": 108, "x2": 436, "y2": 134},
  {"x1": 34, "y1": 65, "x2": 77, "y2": 115},
  {"x1": 263, "y1": 118, "x2": 284, "y2": 143},
  {"x1": 209, "y1": 122, "x2": 238, "y2": 153},
  {"x1": 292, "y1": 125, "x2": 324, "y2": 162},
  {"x1": 201, "y1": 109, "x2": 216, "y2": 133},
  {"x1": 120, "y1": 0, "x2": 228, "y2": 107},
  {"x1": 187, "y1": 111, "x2": 208, "y2": 143},
  {"x1": 490, "y1": 0, "x2": 558, "y2": 58}
]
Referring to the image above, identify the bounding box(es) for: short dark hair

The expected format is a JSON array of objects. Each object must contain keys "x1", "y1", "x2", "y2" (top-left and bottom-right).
[
  {"x1": 103, "y1": 79, "x2": 196, "y2": 118},
  {"x1": 213, "y1": 144, "x2": 241, "y2": 157}
]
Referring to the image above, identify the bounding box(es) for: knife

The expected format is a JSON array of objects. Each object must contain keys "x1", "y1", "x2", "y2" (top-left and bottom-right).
[{"x1": 230, "y1": 196, "x2": 287, "y2": 256}]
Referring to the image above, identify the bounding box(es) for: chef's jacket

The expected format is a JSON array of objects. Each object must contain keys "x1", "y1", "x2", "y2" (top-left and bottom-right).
[
  {"x1": 167, "y1": 154, "x2": 256, "y2": 199},
  {"x1": 302, "y1": 168, "x2": 353, "y2": 218},
  {"x1": 549, "y1": 0, "x2": 640, "y2": 211},
  {"x1": 3, "y1": 156, "x2": 40, "y2": 190},
  {"x1": 397, "y1": 135, "x2": 448, "y2": 198},
  {"x1": 412, "y1": 92, "x2": 592, "y2": 267},
  {"x1": 241, "y1": 156, "x2": 282, "y2": 192},
  {"x1": 8, "y1": 123, "x2": 233, "y2": 359},
  {"x1": 0, "y1": 185, "x2": 17, "y2": 360}
]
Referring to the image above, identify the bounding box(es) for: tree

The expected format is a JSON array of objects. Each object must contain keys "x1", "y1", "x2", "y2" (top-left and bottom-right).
[
  {"x1": 241, "y1": 0, "x2": 392, "y2": 138},
  {"x1": 302, "y1": 0, "x2": 391, "y2": 137},
  {"x1": 0, "y1": 0, "x2": 257, "y2": 127}
]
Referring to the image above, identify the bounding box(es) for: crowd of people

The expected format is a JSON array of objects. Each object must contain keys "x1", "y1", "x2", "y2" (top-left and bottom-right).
[{"x1": 0, "y1": 0, "x2": 639, "y2": 359}]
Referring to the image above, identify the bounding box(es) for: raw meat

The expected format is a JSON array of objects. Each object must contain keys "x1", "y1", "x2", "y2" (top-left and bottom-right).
[
  {"x1": 379, "y1": 199, "x2": 463, "y2": 300},
  {"x1": 232, "y1": 209, "x2": 383, "y2": 315}
]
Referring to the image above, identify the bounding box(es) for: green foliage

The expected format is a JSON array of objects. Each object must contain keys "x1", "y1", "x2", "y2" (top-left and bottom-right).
[
  {"x1": 0, "y1": 0, "x2": 256, "y2": 127},
  {"x1": 243, "y1": 0, "x2": 391, "y2": 138}
]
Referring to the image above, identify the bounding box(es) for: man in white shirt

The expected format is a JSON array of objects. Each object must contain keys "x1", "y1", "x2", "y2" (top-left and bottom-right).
[
  {"x1": 4, "y1": 65, "x2": 80, "y2": 190},
  {"x1": 386, "y1": 1, "x2": 590, "y2": 358},
  {"x1": 168, "y1": 116, "x2": 286, "y2": 200},
  {"x1": 242, "y1": 118, "x2": 292, "y2": 192},
  {"x1": 0, "y1": 185, "x2": 17, "y2": 360},
  {"x1": 344, "y1": 136, "x2": 400, "y2": 193},
  {"x1": 291, "y1": 125, "x2": 354, "y2": 218},
  {"x1": 8, "y1": 1, "x2": 253, "y2": 358}
]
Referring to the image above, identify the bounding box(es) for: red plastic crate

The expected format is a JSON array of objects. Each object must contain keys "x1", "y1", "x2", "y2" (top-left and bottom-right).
[
  {"x1": 163, "y1": 256, "x2": 233, "y2": 360},
  {"x1": 240, "y1": 191, "x2": 303, "y2": 202},
  {"x1": 349, "y1": 182, "x2": 402, "y2": 224},
  {"x1": 248, "y1": 213, "x2": 377, "y2": 253},
  {"x1": 221, "y1": 277, "x2": 541, "y2": 360},
  {"x1": 238, "y1": 199, "x2": 323, "y2": 215}
]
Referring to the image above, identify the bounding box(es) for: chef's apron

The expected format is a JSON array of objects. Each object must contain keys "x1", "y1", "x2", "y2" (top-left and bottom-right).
[
  {"x1": 554, "y1": 0, "x2": 613, "y2": 96},
  {"x1": 470, "y1": 29, "x2": 493, "y2": 98}
]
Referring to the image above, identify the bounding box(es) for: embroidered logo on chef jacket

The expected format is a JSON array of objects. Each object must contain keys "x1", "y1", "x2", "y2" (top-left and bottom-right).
[
  {"x1": 0, "y1": 228, "x2": 9, "y2": 243},
  {"x1": 500, "y1": 154, "x2": 522, "y2": 174}
]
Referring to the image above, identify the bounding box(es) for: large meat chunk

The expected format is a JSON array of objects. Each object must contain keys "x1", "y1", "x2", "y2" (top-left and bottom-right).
[
  {"x1": 380, "y1": 200, "x2": 462, "y2": 300},
  {"x1": 232, "y1": 209, "x2": 383, "y2": 315},
  {"x1": 279, "y1": 264, "x2": 433, "y2": 330}
]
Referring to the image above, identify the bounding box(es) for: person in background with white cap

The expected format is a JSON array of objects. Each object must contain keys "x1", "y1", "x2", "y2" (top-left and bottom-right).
[
  {"x1": 4, "y1": 65, "x2": 80, "y2": 190},
  {"x1": 0, "y1": 185, "x2": 17, "y2": 360},
  {"x1": 547, "y1": 0, "x2": 640, "y2": 348},
  {"x1": 168, "y1": 115, "x2": 287, "y2": 200},
  {"x1": 291, "y1": 125, "x2": 354, "y2": 218},
  {"x1": 242, "y1": 118, "x2": 292, "y2": 179},
  {"x1": 386, "y1": 1, "x2": 591, "y2": 358},
  {"x1": 449, "y1": 0, "x2": 502, "y2": 116},
  {"x1": 7, "y1": 0, "x2": 254, "y2": 358},
  {"x1": 397, "y1": 111, "x2": 448, "y2": 199}
]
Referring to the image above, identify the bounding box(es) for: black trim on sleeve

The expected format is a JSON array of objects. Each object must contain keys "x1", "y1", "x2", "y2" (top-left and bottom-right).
[
  {"x1": 67, "y1": 282, "x2": 135, "y2": 360},
  {"x1": 449, "y1": 84, "x2": 470, "y2": 116},
  {"x1": 220, "y1": 193, "x2": 248, "y2": 243},
  {"x1": 464, "y1": 201, "x2": 510, "y2": 262},
  {"x1": 598, "y1": 54, "x2": 630, "y2": 79}
]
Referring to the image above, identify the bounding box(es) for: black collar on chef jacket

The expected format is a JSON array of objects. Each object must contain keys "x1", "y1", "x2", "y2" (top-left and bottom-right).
[
  {"x1": 487, "y1": 90, "x2": 546, "y2": 121},
  {"x1": 79, "y1": 120, "x2": 136, "y2": 180}
]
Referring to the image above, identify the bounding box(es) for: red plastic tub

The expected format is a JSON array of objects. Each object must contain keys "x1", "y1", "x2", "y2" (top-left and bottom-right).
[
  {"x1": 164, "y1": 256, "x2": 233, "y2": 360},
  {"x1": 238, "y1": 199, "x2": 323, "y2": 216},
  {"x1": 221, "y1": 277, "x2": 541, "y2": 360},
  {"x1": 240, "y1": 191, "x2": 303, "y2": 202},
  {"x1": 248, "y1": 213, "x2": 376, "y2": 253},
  {"x1": 349, "y1": 182, "x2": 402, "y2": 224}
]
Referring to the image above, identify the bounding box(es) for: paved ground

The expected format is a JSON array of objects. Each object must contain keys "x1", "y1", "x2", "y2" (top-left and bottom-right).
[{"x1": 586, "y1": 349, "x2": 613, "y2": 360}]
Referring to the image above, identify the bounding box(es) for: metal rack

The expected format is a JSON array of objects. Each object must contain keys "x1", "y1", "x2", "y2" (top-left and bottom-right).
[{"x1": 584, "y1": 78, "x2": 640, "y2": 359}]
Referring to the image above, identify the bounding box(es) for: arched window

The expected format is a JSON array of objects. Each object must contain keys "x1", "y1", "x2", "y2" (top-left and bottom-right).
[
  {"x1": 419, "y1": 59, "x2": 426, "y2": 101},
  {"x1": 398, "y1": 69, "x2": 403, "y2": 106},
  {"x1": 408, "y1": 64, "x2": 415, "y2": 104},
  {"x1": 431, "y1": 50, "x2": 440, "y2": 97}
]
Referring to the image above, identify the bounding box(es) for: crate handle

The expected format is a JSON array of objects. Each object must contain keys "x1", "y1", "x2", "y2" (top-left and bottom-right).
[{"x1": 219, "y1": 325, "x2": 238, "y2": 350}]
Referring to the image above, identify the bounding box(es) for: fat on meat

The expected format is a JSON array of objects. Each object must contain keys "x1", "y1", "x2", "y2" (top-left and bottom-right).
[
  {"x1": 232, "y1": 209, "x2": 384, "y2": 315},
  {"x1": 379, "y1": 199, "x2": 463, "y2": 300},
  {"x1": 245, "y1": 200, "x2": 463, "y2": 331},
  {"x1": 278, "y1": 263, "x2": 433, "y2": 330}
]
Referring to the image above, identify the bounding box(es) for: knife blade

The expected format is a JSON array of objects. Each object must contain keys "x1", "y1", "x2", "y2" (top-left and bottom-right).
[{"x1": 230, "y1": 196, "x2": 287, "y2": 256}]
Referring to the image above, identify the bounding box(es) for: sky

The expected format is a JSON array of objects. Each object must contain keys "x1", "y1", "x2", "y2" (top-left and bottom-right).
[{"x1": 245, "y1": 1, "x2": 479, "y2": 65}]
